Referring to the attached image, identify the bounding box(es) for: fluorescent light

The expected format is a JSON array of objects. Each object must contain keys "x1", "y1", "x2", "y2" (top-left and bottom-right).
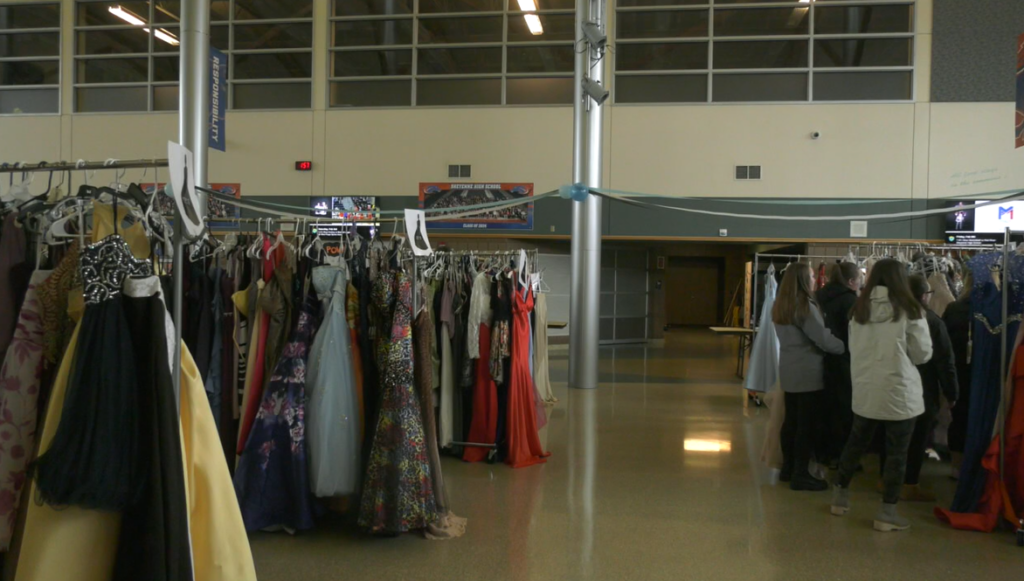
[
  {"x1": 684, "y1": 439, "x2": 732, "y2": 453},
  {"x1": 108, "y1": 5, "x2": 145, "y2": 26},
  {"x1": 524, "y1": 14, "x2": 543, "y2": 35},
  {"x1": 517, "y1": 0, "x2": 537, "y2": 10},
  {"x1": 152, "y1": 28, "x2": 179, "y2": 46}
]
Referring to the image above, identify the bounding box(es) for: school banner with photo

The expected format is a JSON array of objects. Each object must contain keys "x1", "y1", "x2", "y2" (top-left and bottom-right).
[
  {"x1": 418, "y1": 183, "x2": 534, "y2": 231},
  {"x1": 1017, "y1": 33, "x2": 1024, "y2": 149}
]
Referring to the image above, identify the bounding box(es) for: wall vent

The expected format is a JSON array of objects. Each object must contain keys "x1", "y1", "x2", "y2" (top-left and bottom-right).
[
  {"x1": 448, "y1": 164, "x2": 472, "y2": 179},
  {"x1": 850, "y1": 220, "x2": 869, "y2": 238},
  {"x1": 734, "y1": 165, "x2": 762, "y2": 181}
]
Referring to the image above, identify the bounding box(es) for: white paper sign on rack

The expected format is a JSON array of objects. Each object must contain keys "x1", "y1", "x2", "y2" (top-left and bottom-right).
[
  {"x1": 168, "y1": 141, "x2": 205, "y2": 241},
  {"x1": 405, "y1": 208, "x2": 433, "y2": 256}
]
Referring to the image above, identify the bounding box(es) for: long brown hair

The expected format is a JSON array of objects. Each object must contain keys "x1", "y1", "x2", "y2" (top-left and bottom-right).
[
  {"x1": 830, "y1": 262, "x2": 862, "y2": 287},
  {"x1": 772, "y1": 262, "x2": 815, "y2": 326},
  {"x1": 851, "y1": 258, "x2": 922, "y2": 324}
]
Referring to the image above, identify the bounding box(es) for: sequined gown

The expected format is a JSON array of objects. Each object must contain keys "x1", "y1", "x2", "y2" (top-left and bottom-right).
[{"x1": 358, "y1": 271, "x2": 437, "y2": 534}]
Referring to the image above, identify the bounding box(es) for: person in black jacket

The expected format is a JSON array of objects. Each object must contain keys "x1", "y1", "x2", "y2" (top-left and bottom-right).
[
  {"x1": 900, "y1": 275, "x2": 960, "y2": 501},
  {"x1": 942, "y1": 282, "x2": 972, "y2": 480},
  {"x1": 816, "y1": 262, "x2": 863, "y2": 465}
]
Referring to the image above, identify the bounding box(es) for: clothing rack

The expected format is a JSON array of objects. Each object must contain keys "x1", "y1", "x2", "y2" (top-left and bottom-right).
[
  {"x1": 750, "y1": 253, "x2": 850, "y2": 330},
  {"x1": 0, "y1": 159, "x2": 169, "y2": 173}
]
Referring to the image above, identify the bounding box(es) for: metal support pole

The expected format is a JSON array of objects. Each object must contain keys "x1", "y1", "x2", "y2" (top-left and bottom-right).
[
  {"x1": 568, "y1": 0, "x2": 588, "y2": 387},
  {"x1": 574, "y1": 0, "x2": 605, "y2": 390},
  {"x1": 173, "y1": 0, "x2": 211, "y2": 404}
]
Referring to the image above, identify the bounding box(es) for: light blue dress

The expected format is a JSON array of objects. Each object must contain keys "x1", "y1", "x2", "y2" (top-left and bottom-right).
[
  {"x1": 306, "y1": 265, "x2": 361, "y2": 497},
  {"x1": 745, "y1": 269, "x2": 780, "y2": 394}
]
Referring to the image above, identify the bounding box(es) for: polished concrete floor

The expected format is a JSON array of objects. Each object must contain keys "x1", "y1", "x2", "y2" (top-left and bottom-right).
[{"x1": 252, "y1": 330, "x2": 1022, "y2": 580}]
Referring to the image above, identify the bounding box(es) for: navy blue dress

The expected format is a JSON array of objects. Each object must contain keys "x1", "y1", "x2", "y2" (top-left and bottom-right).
[
  {"x1": 951, "y1": 253, "x2": 1024, "y2": 512},
  {"x1": 234, "y1": 294, "x2": 320, "y2": 532}
]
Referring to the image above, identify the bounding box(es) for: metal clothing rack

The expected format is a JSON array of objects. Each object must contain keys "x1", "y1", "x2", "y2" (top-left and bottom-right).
[
  {"x1": 0, "y1": 159, "x2": 168, "y2": 173},
  {"x1": 750, "y1": 253, "x2": 850, "y2": 330}
]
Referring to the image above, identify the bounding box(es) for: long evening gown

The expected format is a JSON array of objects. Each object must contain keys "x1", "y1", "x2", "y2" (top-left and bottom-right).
[
  {"x1": 306, "y1": 266, "x2": 361, "y2": 497},
  {"x1": 358, "y1": 271, "x2": 437, "y2": 534},
  {"x1": 505, "y1": 287, "x2": 551, "y2": 469}
]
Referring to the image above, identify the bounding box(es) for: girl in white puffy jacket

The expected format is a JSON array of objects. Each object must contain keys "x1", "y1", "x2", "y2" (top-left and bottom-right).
[{"x1": 830, "y1": 259, "x2": 932, "y2": 533}]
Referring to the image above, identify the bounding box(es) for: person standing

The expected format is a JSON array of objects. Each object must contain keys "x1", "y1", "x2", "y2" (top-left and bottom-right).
[
  {"x1": 942, "y1": 272, "x2": 972, "y2": 480},
  {"x1": 898, "y1": 275, "x2": 959, "y2": 501},
  {"x1": 773, "y1": 263, "x2": 845, "y2": 491},
  {"x1": 831, "y1": 259, "x2": 933, "y2": 532},
  {"x1": 816, "y1": 262, "x2": 863, "y2": 465}
]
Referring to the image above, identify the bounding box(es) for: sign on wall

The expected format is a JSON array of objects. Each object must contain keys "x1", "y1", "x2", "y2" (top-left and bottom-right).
[
  {"x1": 418, "y1": 183, "x2": 534, "y2": 231},
  {"x1": 1017, "y1": 33, "x2": 1024, "y2": 149},
  {"x1": 210, "y1": 47, "x2": 227, "y2": 152}
]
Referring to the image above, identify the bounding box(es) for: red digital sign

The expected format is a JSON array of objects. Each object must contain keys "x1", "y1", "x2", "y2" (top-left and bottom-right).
[{"x1": 295, "y1": 161, "x2": 313, "y2": 171}]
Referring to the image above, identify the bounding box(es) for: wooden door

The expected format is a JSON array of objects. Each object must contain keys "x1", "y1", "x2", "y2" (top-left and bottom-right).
[{"x1": 665, "y1": 259, "x2": 723, "y2": 326}]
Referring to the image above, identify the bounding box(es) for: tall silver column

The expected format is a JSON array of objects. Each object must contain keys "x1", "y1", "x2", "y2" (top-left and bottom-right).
[
  {"x1": 574, "y1": 0, "x2": 605, "y2": 390},
  {"x1": 568, "y1": 0, "x2": 588, "y2": 387},
  {"x1": 173, "y1": 0, "x2": 211, "y2": 402}
]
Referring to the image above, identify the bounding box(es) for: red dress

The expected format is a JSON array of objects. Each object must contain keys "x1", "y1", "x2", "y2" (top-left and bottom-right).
[
  {"x1": 463, "y1": 323, "x2": 498, "y2": 463},
  {"x1": 505, "y1": 286, "x2": 550, "y2": 469}
]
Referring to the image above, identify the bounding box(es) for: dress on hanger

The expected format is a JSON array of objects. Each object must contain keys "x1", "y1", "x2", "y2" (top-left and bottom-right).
[
  {"x1": 359, "y1": 271, "x2": 437, "y2": 534},
  {"x1": 745, "y1": 269, "x2": 780, "y2": 394},
  {"x1": 941, "y1": 253, "x2": 1024, "y2": 516},
  {"x1": 0, "y1": 270, "x2": 50, "y2": 550},
  {"x1": 533, "y1": 291, "x2": 556, "y2": 404},
  {"x1": 346, "y1": 278, "x2": 365, "y2": 439},
  {"x1": 0, "y1": 214, "x2": 30, "y2": 364},
  {"x1": 439, "y1": 279, "x2": 455, "y2": 448},
  {"x1": 306, "y1": 266, "x2": 361, "y2": 498},
  {"x1": 464, "y1": 272, "x2": 497, "y2": 464},
  {"x1": 234, "y1": 293, "x2": 320, "y2": 532},
  {"x1": 927, "y1": 271, "x2": 956, "y2": 317},
  {"x1": 505, "y1": 287, "x2": 550, "y2": 469}
]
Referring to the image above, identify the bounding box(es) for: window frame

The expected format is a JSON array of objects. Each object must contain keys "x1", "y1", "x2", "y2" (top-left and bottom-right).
[
  {"x1": 612, "y1": 0, "x2": 917, "y2": 105},
  {"x1": 328, "y1": 0, "x2": 577, "y2": 109},
  {"x1": 0, "y1": 1, "x2": 62, "y2": 116}
]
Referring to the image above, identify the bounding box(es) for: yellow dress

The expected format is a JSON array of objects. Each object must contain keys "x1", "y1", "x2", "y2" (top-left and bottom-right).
[{"x1": 13, "y1": 205, "x2": 256, "y2": 581}]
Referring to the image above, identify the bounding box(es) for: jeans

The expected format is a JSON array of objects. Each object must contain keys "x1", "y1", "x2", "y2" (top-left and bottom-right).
[
  {"x1": 838, "y1": 414, "x2": 917, "y2": 504},
  {"x1": 884, "y1": 406, "x2": 938, "y2": 486},
  {"x1": 781, "y1": 390, "x2": 823, "y2": 479}
]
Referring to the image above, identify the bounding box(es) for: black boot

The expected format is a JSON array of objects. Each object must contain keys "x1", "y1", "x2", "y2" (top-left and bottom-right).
[{"x1": 790, "y1": 473, "x2": 828, "y2": 491}]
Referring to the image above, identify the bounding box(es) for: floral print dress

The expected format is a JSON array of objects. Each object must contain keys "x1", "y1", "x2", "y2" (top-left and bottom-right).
[
  {"x1": 233, "y1": 294, "x2": 320, "y2": 532},
  {"x1": 358, "y1": 270, "x2": 438, "y2": 534}
]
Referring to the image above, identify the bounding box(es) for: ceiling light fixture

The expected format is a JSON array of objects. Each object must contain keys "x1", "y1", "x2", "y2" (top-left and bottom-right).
[
  {"x1": 149, "y1": 27, "x2": 180, "y2": 46},
  {"x1": 517, "y1": 0, "x2": 537, "y2": 10},
  {"x1": 108, "y1": 5, "x2": 145, "y2": 26},
  {"x1": 524, "y1": 14, "x2": 543, "y2": 35}
]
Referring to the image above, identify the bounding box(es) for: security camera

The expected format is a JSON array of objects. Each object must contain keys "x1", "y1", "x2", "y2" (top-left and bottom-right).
[
  {"x1": 582, "y1": 21, "x2": 606, "y2": 49},
  {"x1": 811, "y1": 131, "x2": 821, "y2": 140},
  {"x1": 582, "y1": 76, "x2": 609, "y2": 105}
]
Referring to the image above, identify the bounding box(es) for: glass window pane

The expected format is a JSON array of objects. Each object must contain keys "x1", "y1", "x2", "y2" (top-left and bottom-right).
[
  {"x1": 601, "y1": 267, "x2": 614, "y2": 291},
  {"x1": 507, "y1": 0, "x2": 575, "y2": 9},
  {"x1": 615, "y1": 294, "x2": 646, "y2": 317},
  {"x1": 507, "y1": 45, "x2": 573, "y2": 73},
  {"x1": 615, "y1": 74, "x2": 707, "y2": 103},
  {"x1": 76, "y1": 86, "x2": 147, "y2": 111},
  {"x1": 507, "y1": 13, "x2": 574, "y2": 42},
  {"x1": 418, "y1": 16, "x2": 502, "y2": 44},
  {"x1": 615, "y1": 42, "x2": 707, "y2": 71},
  {"x1": 77, "y1": 1, "x2": 149, "y2": 26},
  {"x1": 614, "y1": 317, "x2": 646, "y2": 341},
  {"x1": 233, "y1": 23, "x2": 312, "y2": 50},
  {"x1": 0, "y1": 88, "x2": 58, "y2": 113},
  {"x1": 153, "y1": 85, "x2": 178, "y2": 110},
  {"x1": 0, "y1": 3, "x2": 60, "y2": 29},
  {"x1": 600, "y1": 318, "x2": 614, "y2": 341},
  {"x1": 617, "y1": 10, "x2": 708, "y2": 40},
  {"x1": 616, "y1": 0, "x2": 705, "y2": 6},
  {"x1": 77, "y1": 29, "x2": 150, "y2": 55},
  {"x1": 813, "y1": 71, "x2": 911, "y2": 100},
  {"x1": 333, "y1": 0, "x2": 412, "y2": 17},
  {"x1": 331, "y1": 79, "x2": 411, "y2": 106},
  {"x1": 210, "y1": 0, "x2": 230, "y2": 20},
  {"x1": 618, "y1": 250, "x2": 647, "y2": 268},
  {"x1": 712, "y1": 72, "x2": 807, "y2": 101},
  {"x1": 235, "y1": 0, "x2": 313, "y2": 20},
  {"x1": 0, "y1": 32, "x2": 60, "y2": 57},
  {"x1": 815, "y1": 5, "x2": 913, "y2": 34},
  {"x1": 716, "y1": 0, "x2": 805, "y2": 3},
  {"x1": 152, "y1": 26, "x2": 181, "y2": 52},
  {"x1": 713, "y1": 40, "x2": 808, "y2": 69},
  {"x1": 418, "y1": 47, "x2": 501, "y2": 74},
  {"x1": 152, "y1": 56, "x2": 178, "y2": 81},
  {"x1": 232, "y1": 82, "x2": 312, "y2": 109},
  {"x1": 419, "y1": 0, "x2": 503, "y2": 13},
  {"x1": 506, "y1": 76, "x2": 572, "y2": 104},
  {"x1": 814, "y1": 37, "x2": 912, "y2": 67},
  {"x1": 234, "y1": 52, "x2": 312, "y2": 79},
  {"x1": 714, "y1": 8, "x2": 810, "y2": 36},
  {"x1": 153, "y1": 1, "x2": 180, "y2": 23},
  {"x1": 211, "y1": 25, "x2": 228, "y2": 50},
  {"x1": 334, "y1": 49, "x2": 412, "y2": 76},
  {"x1": 416, "y1": 77, "x2": 501, "y2": 105},
  {"x1": 0, "y1": 60, "x2": 59, "y2": 85},
  {"x1": 332, "y1": 19, "x2": 413, "y2": 47},
  {"x1": 77, "y1": 57, "x2": 148, "y2": 83}
]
